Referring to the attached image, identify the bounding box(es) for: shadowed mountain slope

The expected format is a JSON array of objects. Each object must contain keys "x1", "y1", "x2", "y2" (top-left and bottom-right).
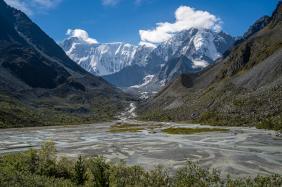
[{"x1": 0, "y1": 0, "x2": 131, "y2": 128}]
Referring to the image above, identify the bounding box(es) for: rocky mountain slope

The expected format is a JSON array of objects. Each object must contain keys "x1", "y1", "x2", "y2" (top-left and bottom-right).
[
  {"x1": 104, "y1": 29, "x2": 235, "y2": 97},
  {"x1": 0, "y1": 0, "x2": 130, "y2": 128},
  {"x1": 138, "y1": 2, "x2": 282, "y2": 130},
  {"x1": 137, "y1": 29, "x2": 234, "y2": 97},
  {"x1": 152, "y1": 28, "x2": 234, "y2": 68},
  {"x1": 62, "y1": 25, "x2": 234, "y2": 95}
]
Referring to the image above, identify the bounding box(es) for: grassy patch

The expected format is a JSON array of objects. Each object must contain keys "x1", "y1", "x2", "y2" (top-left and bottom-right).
[
  {"x1": 109, "y1": 123, "x2": 145, "y2": 133},
  {"x1": 109, "y1": 127, "x2": 145, "y2": 133},
  {"x1": 162, "y1": 127, "x2": 229, "y2": 135},
  {"x1": 109, "y1": 123, "x2": 165, "y2": 133},
  {"x1": 111, "y1": 123, "x2": 142, "y2": 129}
]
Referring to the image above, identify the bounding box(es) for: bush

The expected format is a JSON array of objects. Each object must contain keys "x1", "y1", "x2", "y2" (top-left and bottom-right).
[
  {"x1": 88, "y1": 156, "x2": 110, "y2": 187},
  {"x1": 109, "y1": 161, "x2": 146, "y2": 186},
  {"x1": 0, "y1": 141, "x2": 281, "y2": 186},
  {"x1": 38, "y1": 140, "x2": 57, "y2": 176},
  {"x1": 74, "y1": 155, "x2": 87, "y2": 185},
  {"x1": 145, "y1": 165, "x2": 171, "y2": 187},
  {"x1": 256, "y1": 115, "x2": 282, "y2": 131},
  {"x1": 174, "y1": 161, "x2": 221, "y2": 187}
]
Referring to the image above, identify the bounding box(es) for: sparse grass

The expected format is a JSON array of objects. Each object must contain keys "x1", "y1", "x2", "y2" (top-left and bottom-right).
[
  {"x1": 109, "y1": 127, "x2": 145, "y2": 133},
  {"x1": 109, "y1": 123, "x2": 165, "y2": 133},
  {"x1": 109, "y1": 123, "x2": 145, "y2": 133},
  {"x1": 111, "y1": 123, "x2": 142, "y2": 129},
  {"x1": 162, "y1": 127, "x2": 229, "y2": 135}
]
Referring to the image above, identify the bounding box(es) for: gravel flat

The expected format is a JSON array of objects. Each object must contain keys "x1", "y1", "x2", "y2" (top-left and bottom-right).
[{"x1": 0, "y1": 120, "x2": 281, "y2": 177}]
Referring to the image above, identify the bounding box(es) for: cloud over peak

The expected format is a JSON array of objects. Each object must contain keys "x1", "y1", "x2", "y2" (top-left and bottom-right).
[
  {"x1": 139, "y1": 6, "x2": 222, "y2": 44},
  {"x1": 66, "y1": 29, "x2": 98, "y2": 45}
]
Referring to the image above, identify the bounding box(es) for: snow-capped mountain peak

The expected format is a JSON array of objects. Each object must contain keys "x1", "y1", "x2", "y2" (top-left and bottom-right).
[
  {"x1": 153, "y1": 28, "x2": 234, "y2": 69},
  {"x1": 61, "y1": 28, "x2": 235, "y2": 99},
  {"x1": 61, "y1": 38, "x2": 142, "y2": 76},
  {"x1": 192, "y1": 29, "x2": 221, "y2": 60}
]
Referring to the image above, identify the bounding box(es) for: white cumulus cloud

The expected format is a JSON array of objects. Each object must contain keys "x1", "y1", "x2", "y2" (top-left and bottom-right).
[
  {"x1": 139, "y1": 6, "x2": 222, "y2": 44},
  {"x1": 4, "y1": 0, "x2": 62, "y2": 15},
  {"x1": 66, "y1": 29, "x2": 98, "y2": 45}
]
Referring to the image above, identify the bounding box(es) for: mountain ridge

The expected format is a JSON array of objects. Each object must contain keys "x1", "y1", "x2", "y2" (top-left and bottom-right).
[
  {"x1": 138, "y1": 2, "x2": 282, "y2": 130},
  {"x1": 61, "y1": 37, "x2": 154, "y2": 76},
  {"x1": 99, "y1": 28, "x2": 235, "y2": 98},
  {"x1": 0, "y1": 0, "x2": 131, "y2": 128}
]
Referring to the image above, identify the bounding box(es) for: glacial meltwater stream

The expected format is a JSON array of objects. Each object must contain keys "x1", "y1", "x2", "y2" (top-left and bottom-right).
[{"x1": 0, "y1": 120, "x2": 281, "y2": 177}]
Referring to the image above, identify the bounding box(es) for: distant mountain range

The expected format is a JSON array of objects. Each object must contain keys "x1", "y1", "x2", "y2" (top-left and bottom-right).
[
  {"x1": 0, "y1": 0, "x2": 130, "y2": 128},
  {"x1": 138, "y1": 2, "x2": 282, "y2": 130},
  {"x1": 62, "y1": 28, "x2": 235, "y2": 98},
  {"x1": 61, "y1": 39, "x2": 154, "y2": 76}
]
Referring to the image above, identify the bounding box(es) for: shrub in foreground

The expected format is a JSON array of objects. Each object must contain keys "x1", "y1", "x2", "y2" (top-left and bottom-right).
[{"x1": 0, "y1": 141, "x2": 281, "y2": 187}]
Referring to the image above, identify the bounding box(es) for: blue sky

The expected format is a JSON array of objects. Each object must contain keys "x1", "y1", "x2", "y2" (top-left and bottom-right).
[{"x1": 5, "y1": 0, "x2": 279, "y2": 44}]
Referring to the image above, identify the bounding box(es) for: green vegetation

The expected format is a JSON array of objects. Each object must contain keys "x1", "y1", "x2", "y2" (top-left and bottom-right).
[
  {"x1": 111, "y1": 123, "x2": 143, "y2": 129},
  {"x1": 197, "y1": 111, "x2": 227, "y2": 126},
  {"x1": 162, "y1": 127, "x2": 229, "y2": 135},
  {"x1": 138, "y1": 82, "x2": 282, "y2": 131},
  {"x1": 138, "y1": 109, "x2": 173, "y2": 122},
  {"x1": 196, "y1": 110, "x2": 255, "y2": 128},
  {"x1": 0, "y1": 92, "x2": 126, "y2": 128},
  {"x1": 109, "y1": 127, "x2": 144, "y2": 133},
  {"x1": 0, "y1": 141, "x2": 281, "y2": 187},
  {"x1": 256, "y1": 116, "x2": 282, "y2": 132},
  {"x1": 109, "y1": 123, "x2": 144, "y2": 133},
  {"x1": 109, "y1": 123, "x2": 165, "y2": 133},
  {"x1": 74, "y1": 155, "x2": 87, "y2": 185}
]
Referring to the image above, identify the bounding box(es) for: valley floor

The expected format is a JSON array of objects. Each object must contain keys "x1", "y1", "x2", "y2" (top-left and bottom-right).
[{"x1": 0, "y1": 120, "x2": 281, "y2": 177}]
